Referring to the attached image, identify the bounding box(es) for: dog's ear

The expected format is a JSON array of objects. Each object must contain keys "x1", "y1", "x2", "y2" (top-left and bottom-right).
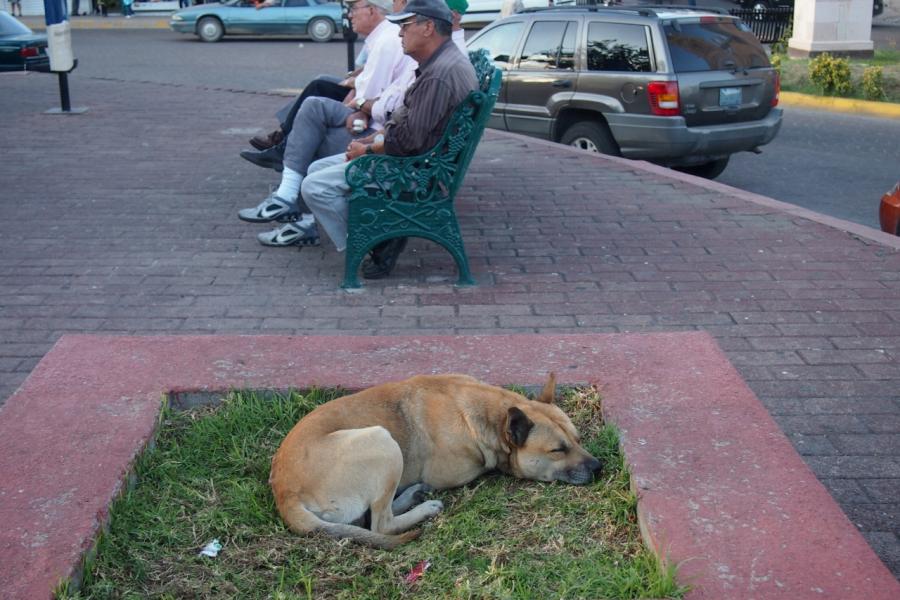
[
  {"x1": 535, "y1": 372, "x2": 556, "y2": 404},
  {"x1": 506, "y1": 406, "x2": 534, "y2": 448}
]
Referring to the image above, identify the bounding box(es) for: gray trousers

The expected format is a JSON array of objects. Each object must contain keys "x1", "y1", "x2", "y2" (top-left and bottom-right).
[
  {"x1": 282, "y1": 97, "x2": 352, "y2": 176},
  {"x1": 301, "y1": 153, "x2": 351, "y2": 252},
  {"x1": 282, "y1": 96, "x2": 373, "y2": 177}
]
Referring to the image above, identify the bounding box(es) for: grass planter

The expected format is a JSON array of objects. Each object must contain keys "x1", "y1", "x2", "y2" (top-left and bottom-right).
[{"x1": 59, "y1": 387, "x2": 684, "y2": 599}]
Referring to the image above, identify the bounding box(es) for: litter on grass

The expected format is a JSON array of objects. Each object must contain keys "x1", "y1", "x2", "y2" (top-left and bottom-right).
[
  {"x1": 198, "y1": 539, "x2": 222, "y2": 558},
  {"x1": 403, "y1": 560, "x2": 431, "y2": 584}
]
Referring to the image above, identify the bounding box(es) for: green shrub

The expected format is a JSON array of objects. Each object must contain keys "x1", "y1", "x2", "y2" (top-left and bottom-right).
[
  {"x1": 862, "y1": 66, "x2": 886, "y2": 100},
  {"x1": 808, "y1": 53, "x2": 853, "y2": 96},
  {"x1": 770, "y1": 53, "x2": 782, "y2": 74}
]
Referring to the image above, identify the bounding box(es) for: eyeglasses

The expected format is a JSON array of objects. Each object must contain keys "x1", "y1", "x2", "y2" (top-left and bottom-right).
[
  {"x1": 398, "y1": 17, "x2": 427, "y2": 30},
  {"x1": 350, "y1": 3, "x2": 372, "y2": 12}
]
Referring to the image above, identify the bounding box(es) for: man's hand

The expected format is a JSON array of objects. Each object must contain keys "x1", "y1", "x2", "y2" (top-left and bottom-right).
[
  {"x1": 340, "y1": 75, "x2": 357, "y2": 89},
  {"x1": 345, "y1": 111, "x2": 369, "y2": 133},
  {"x1": 345, "y1": 141, "x2": 369, "y2": 161}
]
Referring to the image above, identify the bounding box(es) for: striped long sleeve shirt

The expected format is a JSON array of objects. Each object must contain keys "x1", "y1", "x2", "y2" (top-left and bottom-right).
[{"x1": 383, "y1": 38, "x2": 477, "y2": 157}]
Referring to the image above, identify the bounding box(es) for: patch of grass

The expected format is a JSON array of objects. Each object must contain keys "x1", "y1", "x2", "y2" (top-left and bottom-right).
[
  {"x1": 777, "y1": 49, "x2": 900, "y2": 102},
  {"x1": 59, "y1": 387, "x2": 685, "y2": 599}
]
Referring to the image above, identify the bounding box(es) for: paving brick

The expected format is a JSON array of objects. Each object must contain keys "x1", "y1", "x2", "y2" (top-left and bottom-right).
[
  {"x1": 860, "y1": 414, "x2": 900, "y2": 434},
  {"x1": 860, "y1": 479, "x2": 900, "y2": 503},
  {"x1": 773, "y1": 414, "x2": 871, "y2": 435},
  {"x1": 787, "y1": 433, "x2": 840, "y2": 455},
  {"x1": 843, "y1": 503, "x2": 900, "y2": 532},
  {"x1": 829, "y1": 434, "x2": 900, "y2": 456},
  {"x1": 805, "y1": 456, "x2": 900, "y2": 479},
  {"x1": 821, "y1": 478, "x2": 873, "y2": 504}
]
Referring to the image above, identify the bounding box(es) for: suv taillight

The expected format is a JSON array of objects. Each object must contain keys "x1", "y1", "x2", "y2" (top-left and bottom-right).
[
  {"x1": 772, "y1": 71, "x2": 780, "y2": 107},
  {"x1": 20, "y1": 47, "x2": 39, "y2": 58},
  {"x1": 648, "y1": 81, "x2": 680, "y2": 116}
]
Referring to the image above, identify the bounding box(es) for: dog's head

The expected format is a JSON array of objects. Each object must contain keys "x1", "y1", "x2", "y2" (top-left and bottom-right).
[{"x1": 503, "y1": 373, "x2": 602, "y2": 485}]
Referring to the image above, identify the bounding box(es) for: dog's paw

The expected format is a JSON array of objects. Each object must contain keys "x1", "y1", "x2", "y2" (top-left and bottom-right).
[
  {"x1": 420, "y1": 499, "x2": 443, "y2": 518},
  {"x1": 410, "y1": 483, "x2": 434, "y2": 504}
]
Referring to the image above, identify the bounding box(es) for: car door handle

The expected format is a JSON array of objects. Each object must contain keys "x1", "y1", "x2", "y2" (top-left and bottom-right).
[{"x1": 552, "y1": 79, "x2": 572, "y2": 88}]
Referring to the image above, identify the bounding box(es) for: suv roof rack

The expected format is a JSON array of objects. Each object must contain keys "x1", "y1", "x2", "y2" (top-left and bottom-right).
[{"x1": 519, "y1": 4, "x2": 729, "y2": 18}]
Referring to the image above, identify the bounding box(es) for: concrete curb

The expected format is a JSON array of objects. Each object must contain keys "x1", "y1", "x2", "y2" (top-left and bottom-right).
[
  {"x1": 1, "y1": 333, "x2": 898, "y2": 599},
  {"x1": 21, "y1": 15, "x2": 171, "y2": 30},
  {"x1": 781, "y1": 90, "x2": 900, "y2": 119}
]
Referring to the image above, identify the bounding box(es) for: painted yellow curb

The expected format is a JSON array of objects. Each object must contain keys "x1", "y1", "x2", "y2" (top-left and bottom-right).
[{"x1": 780, "y1": 91, "x2": 900, "y2": 119}]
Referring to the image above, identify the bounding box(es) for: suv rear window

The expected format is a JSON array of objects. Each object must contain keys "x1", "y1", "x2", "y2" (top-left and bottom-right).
[
  {"x1": 586, "y1": 22, "x2": 651, "y2": 73},
  {"x1": 663, "y1": 19, "x2": 771, "y2": 72}
]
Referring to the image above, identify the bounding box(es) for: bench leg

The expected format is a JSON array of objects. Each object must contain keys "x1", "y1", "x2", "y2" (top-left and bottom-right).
[
  {"x1": 449, "y1": 245, "x2": 475, "y2": 286},
  {"x1": 436, "y1": 225, "x2": 474, "y2": 286},
  {"x1": 341, "y1": 242, "x2": 367, "y2": 289}
]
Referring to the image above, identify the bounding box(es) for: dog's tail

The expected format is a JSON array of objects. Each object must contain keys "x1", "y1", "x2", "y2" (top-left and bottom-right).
[
  {"x1": 319, "y1": 521, "x2": 421, "y2": 550},
  {"x1": 281, "y1": 501, "x2": 421, "y2": 550}
]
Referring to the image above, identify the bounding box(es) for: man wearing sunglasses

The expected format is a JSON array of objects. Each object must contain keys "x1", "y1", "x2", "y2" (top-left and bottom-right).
[{"x1": 299, "y1": 0, "x2": 478, "y2": 279}]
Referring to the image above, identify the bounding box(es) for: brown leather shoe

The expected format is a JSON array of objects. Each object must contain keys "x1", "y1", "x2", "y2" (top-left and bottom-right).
[{"x1": 249, "y1": 129, "x2": 284, "y2": 151}]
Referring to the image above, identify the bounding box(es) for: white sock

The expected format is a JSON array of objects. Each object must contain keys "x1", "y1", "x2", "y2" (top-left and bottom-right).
[{"x1": 276, "y1": 167, "x2": 303, "y2": 202}]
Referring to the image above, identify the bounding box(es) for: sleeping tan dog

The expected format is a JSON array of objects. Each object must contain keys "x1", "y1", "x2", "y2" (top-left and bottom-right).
[{"x1": 269, "y1": 373, "x2": 601, "y2": 549}]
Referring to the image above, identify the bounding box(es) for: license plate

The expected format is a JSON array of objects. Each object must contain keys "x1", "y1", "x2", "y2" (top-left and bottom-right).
[{"x1": 719, "y1": 87, "x2": 741, "y2": 108}]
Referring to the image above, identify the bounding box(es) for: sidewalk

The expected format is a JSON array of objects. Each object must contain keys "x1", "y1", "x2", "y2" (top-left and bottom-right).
[{"x1": 0, "y1": 68, "x2": 898, "y2": 584}]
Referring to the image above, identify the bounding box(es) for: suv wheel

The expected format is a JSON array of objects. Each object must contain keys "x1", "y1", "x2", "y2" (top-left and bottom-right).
[
  {"x1": 674, "y1": 157, "x2": 730, "y2": 180},
  {"x1": 560, "y1": 121, "x2": 620, "y2": 156}
]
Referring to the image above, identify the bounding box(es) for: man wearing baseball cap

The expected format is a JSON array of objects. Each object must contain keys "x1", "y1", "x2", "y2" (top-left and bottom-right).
[{"x1": 300, "y1": 0, "x2": 479, "y2": 279}]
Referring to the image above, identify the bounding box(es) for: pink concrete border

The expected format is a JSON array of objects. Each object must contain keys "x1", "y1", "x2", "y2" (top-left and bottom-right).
[{"x1": 0, "y1": 333, "x2": 896, "y2": 599}]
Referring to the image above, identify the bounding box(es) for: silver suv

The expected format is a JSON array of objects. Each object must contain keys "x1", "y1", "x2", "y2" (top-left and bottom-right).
[{"x1": 467, "y1": 5, "x2": 783, "y2": 178}]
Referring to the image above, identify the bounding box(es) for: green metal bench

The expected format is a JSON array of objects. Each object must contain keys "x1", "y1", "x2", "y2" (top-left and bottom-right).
[{"x1": 341, "y1": 49, "x2": 502, "y2": 289}]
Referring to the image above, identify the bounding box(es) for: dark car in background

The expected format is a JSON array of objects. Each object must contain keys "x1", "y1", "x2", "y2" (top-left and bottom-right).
[
  {"x1": 0, "y1": 11, "x2": 50, "y2": 72},
  {"x1": 467, "y1": 5, "x2": 783, "y2": 178},
  {"x1": 169, "y1": 0, "x2": 343, "y2": 43},
  {"x1": 735, "y1": 0, "x2": 884, "y2": 17}
]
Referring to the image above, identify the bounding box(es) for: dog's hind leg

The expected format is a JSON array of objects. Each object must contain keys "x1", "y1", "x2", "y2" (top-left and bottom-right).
[{"x1": 392, "y1": 483, "x2": 433, "y2": 514}]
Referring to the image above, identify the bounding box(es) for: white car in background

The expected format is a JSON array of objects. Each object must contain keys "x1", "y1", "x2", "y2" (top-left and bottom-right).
[
  {"x1": 461, "y1": 0, "x2": 550, "y2": 27},
  {"x1": 461, "y1": 0, "x2": 619, "y2": 28}
]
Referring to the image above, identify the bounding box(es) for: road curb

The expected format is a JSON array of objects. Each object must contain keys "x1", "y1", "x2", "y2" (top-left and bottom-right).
[
  {"x1": 780, "y1": 90, "x2": 900, "y2": 119},
  {"x1": 21, "y1": 16, "x2": 171, "y2": 30}
]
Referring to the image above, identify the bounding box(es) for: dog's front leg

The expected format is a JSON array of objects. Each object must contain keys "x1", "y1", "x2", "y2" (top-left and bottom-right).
[{"x1": 371, "y1": 493, "x2": 444, "y2": 536}]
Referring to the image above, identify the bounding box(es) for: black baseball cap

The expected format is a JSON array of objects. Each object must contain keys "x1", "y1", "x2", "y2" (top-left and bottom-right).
[{"x1": 387, "y1": 0, "x2": 453, "y2": 24}]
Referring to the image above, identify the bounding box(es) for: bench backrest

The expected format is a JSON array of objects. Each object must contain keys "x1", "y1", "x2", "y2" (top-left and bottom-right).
[
  {"x1": 420, "y1": 49, "x2": 502, "y2": 202},
  {"x1": 344, "y1": 49, "x2": 502, "y2": 205}
]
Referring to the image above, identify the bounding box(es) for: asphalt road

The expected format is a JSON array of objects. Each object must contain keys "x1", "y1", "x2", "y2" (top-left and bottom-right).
[{"x1": 68, "y1": 27, "x2": 900, "y2": 229}]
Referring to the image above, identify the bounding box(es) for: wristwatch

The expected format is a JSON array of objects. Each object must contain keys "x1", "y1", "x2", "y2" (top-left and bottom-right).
[
  {"x1": 355, "y1": 97, "x2": 366, "y2": 110},
  {"x1": 365, "y1": 145, "x2": 375, "y2": 155}
]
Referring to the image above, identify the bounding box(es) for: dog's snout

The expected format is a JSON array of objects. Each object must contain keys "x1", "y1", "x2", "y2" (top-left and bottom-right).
[{"x1": 587, "y1": 457, "x2": 602, "y2": 474}]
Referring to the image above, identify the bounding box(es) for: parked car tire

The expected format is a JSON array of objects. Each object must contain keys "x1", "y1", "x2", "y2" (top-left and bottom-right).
[
  {"x1": 560, "y1": 121, "x2": 620, "y2": 156},
  {"x1": 197, "y1": 16, "x2": 224, "y2": 43},
  {"x1": 307, "y1": 17, "x2": 335, "y2": 43},
  {"x1": 674, "y1": 157, "x2": 730, "y2": 180}
]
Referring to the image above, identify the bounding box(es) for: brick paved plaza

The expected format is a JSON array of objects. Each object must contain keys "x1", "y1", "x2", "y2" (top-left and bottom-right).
[{"x1": 1, "y1": 71, "x2": 898, "y2": 577}]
